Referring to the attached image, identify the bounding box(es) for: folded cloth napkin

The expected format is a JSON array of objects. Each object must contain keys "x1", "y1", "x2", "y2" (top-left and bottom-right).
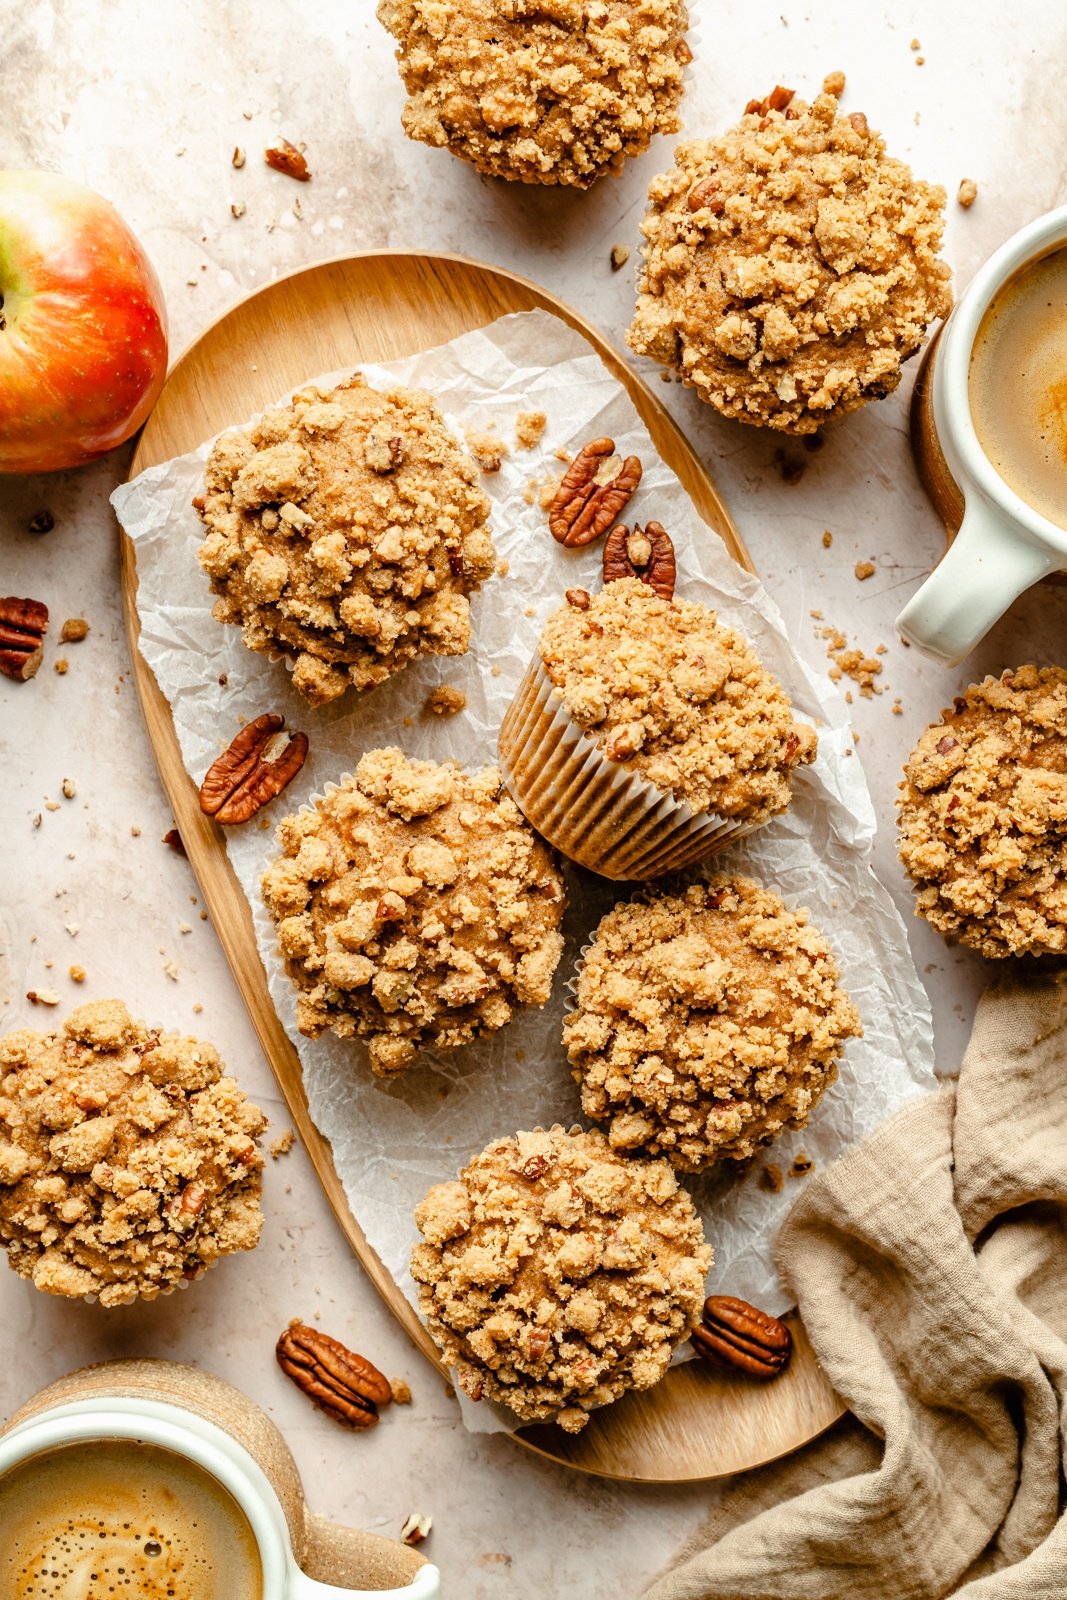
[{"x1": 646, "y1": 975, "x2": 1067, "y2": 1600}]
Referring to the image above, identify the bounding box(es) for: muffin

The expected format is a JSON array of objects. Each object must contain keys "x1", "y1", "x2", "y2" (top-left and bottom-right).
[
  {"x1": 564, "y1": 878, "x2": 861, "y2": 1170},
  {"x1": 194, "y1": 375, "x2": 495, "y2": 706},
  {"x1": 376, "y1": 0, "x2": 691, "y2": 188},
  {"x1": 0, "y1": 1000, "x2": 266, "y2": 1307},
  {"x1": 897, "y1": 666, "x2": 1067, "y2": 958},
  {"x1": 628, "y1": 89, "x2": 952, "y2": 433},
  {"x1": 411, "y1": 1125, "x2": 711, "y2": 1431},
  {"x1": 261, "y1": 748, "x2": 566, "y2": 1075},
  {"x1": 498, "y1": 577, "x2": 817, "y2": 878}
]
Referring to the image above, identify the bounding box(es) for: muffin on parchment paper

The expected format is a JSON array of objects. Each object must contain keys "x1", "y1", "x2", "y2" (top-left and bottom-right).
[
  {"x1": 498, "y1": 577, "x2": 817, "y2": 879},
  {"x1": 898, "y1": 666, "x2": 1067, "y2": 959},
  {"x1": 628, "y1": 88, "x2": 952, "y2": 433},
  {"x1": 564, "y1": 877, "x2": 861, "y2": 1171},
  {"x1": 376, "y1": 0, "x2": 692, "y2": 188},
  {"x1": 261, "y1": 748, "x2": 566, "y2": 1076},
  {"x1": 411, "y1": 1125, "x2": 711, "y2": 1432},
  {"x1": 194, "y1": 375, "x2": 495, "y2": 707},
  {"x1": 0, "y1": 1000, "x2": 266, "y2": 1307}
]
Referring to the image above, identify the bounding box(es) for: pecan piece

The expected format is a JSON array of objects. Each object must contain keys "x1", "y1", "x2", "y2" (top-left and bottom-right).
[
  {"x1": 265, "y1": 138, "x2": 311, "y2": 180},
  {"x1": 549, "y1": 438, "x2": 642, "y2": 547},
  {"x1": 0, "y1": 596, "x2": 49, "y2": 682},
  {"x1": 744, "y1": 86, "x2": 796, "y2": 116},
  {"x1": 199, "y1": 714, "x2": 308, "y2": 825},
  {"x1": 276, "y1": 1321, "x2": 392, "y2": 1429},
  {"x1": 692, "y1": 1295, "x2": 793, "y2": 1379},
  {"x1": 602, "y1": 521, "x2": 676, "y2": 600},
  {"x1": 687, "y1": 176, "x2": 724, "y2": 215}
]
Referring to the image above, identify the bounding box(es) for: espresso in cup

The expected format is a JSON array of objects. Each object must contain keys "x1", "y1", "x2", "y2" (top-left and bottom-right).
[
  {"x1": 0, "y1": 1438, "x2": 262, "y2": 1599},
  {"x1": 968, "y1": 244, "x2": 1067, "y2": 530}
]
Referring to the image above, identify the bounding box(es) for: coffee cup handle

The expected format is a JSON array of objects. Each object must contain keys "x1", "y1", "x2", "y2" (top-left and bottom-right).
[
  {"x1": 292, "y1": 1514, "x2": 441, "y2": 1599},
  {"x1": 896, "y1": 496, "x2": 1056, "y2": 665}
]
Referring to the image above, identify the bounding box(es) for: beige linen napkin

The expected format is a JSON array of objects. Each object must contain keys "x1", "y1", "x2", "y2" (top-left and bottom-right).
[{"x1": 646, "y1": 976, "x2": 1067, "y2": 1600}]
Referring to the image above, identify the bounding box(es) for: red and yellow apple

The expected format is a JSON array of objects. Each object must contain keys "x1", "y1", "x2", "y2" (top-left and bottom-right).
[{"x1": 0, "y1": 170, "x2": 168, "y2": 474}]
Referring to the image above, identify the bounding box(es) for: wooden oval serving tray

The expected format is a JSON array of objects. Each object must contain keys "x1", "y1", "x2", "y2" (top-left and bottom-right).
[{"x1": 119, "y1": 250, "x2": 843, "y2": 1483}]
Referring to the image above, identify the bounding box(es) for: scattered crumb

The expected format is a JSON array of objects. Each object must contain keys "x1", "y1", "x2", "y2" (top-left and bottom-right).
[
  {"x1": 809, "y1": 609, "x2": 823, "y2": 621},
  {"x1": 424, "y1": 685, "x2": 467, "y2": 717},
  {"x1": 537, "y1": 475, "x2": 563, "y2": 511},
  {"x1": 773, "y1": 448, "x2": 805, "y2": 485},
  {"x1": 193, "y1": 1002, "x2": 204, "y2": 1014},
  {"x1": 131, "y1": 825, "x2": 142, "y2": 838},
  {"x1": 891, "y1": 699, "x2": 903, "y2": 716},
  {"x1": 270, "y1": 1127, "x2": 295, "y2": 1159},
  {"x1": 163, "y1": 828, "x2": 186, "y2": 856},
  {"x1": 854, "y1": 561, "x2": 876, "y2": 581},
  {"x1": 179, "y1": 923, "x2": 192, "y2": 935},
  {"x1": 915, "y1": 55, "x2": 925, "y2": 65},
  {"x1": 61, "y1": 778, "x2": 76, "y2": 799},
  {"x1": 515, "y1": 410, "x2": 547, "y2": 450},
  {"x1": 28, "y1": 511, "x2": 54, "y2": 535},
  {"x1": 789, "y1": 1152, "x2": 815, "y2": 1178},
  {"x1": 53, "y1": 658, "x2": 68, "y2": 675},
  {"x1": 233, "y1": 147, "x2": 246, "y2": 167},
  {"x1": 957, "y1": 178, "x2": 978, "y2": 209},
  {"x1": 610, "y1": 242, "x2": 631, "y2": 271},
  {"x1": 464, "y1": 427, "x2": 508, "y2": 473},
  {"x1": 910, "y1": 36, "x2": 920, "y2": 48},
  {"x1": 478, "y1": 1555, "x2": 513, "y2": 1569},
  {"x1": 69, "y1": 966, "x2": 86, "y2": 984},
  {"x1": 822, "y1": 531, "x2": 833, "y2": 548},
  {"x1": 497, "y1": 558, "x2": 510, "y2": 577},
  {"x1": 524, "y1": 605, "x2": 535, "y2": 618},
  {"x1": 818, "y1": 626, "x2": 884, "y2": 697},
  {"x1": 400, "y1": 1513, "x2": 432, "y2": 1548},
  {"x1": 32, "y1": 815, "x2": 41, "y2": 830},
  {"x1": 65, "y1": 924, "x2": 78, "y2": 937},
  {"x1": 390, "y1": 1376, "x2": 412, "y2": 1405},
  {"x1": 163, "y1": 961, "x2": 179, "y2": 982},
  {"x1": 231, "y1": 201, "x2": 247, "y2": 219},
  {"x1": 875, "y1": 643, "x2": 887, "y2": 655},
  {"x1": 822, "y1": 69, "x2": 846, "y2": 97},
  {"x1": 553, "y1": 448, "x2": 572, "y2": 464},
  {"x1": 760, "y1": 1163, "x2": 785, "y2": 1193},
  {"x1": 45, "y1": 801, "x2": 60, "y2": 813},
  {"x1": 60, "y1": 618, "x2": 89, "y2": 643},
  {"x1": 26, "y1": 989, "x2": 61, "y2": 1006}
]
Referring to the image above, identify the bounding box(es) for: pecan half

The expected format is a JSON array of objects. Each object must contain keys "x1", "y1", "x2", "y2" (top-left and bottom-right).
[
  {"x1": 276, "y1": 1321, "x2": 393, "y2": 1429},
  {"x1": 0, "y1": 597, "x2": 49, "y2": 682},
  {"x1": 744, "y1": 85, "x2": 796, "y2": 116},
  {"x1": 549, "y1": 438, "x2": 642, "y2": 547},
  {"x1": 199, "y1": 714, "x2": 308, "y2": 825},
  {"x1": 692, "y1": 1295, "x2": 793, "y2": 1379},
  {"x1": 687, "y1": 176, "x2": 724, "y2": 215},
  {"x1": 265, "y1": 138, "x2": 311, "y2": 180},
  {"x1": 602, "y1": 521, "x2": 676, "y2": 600}
]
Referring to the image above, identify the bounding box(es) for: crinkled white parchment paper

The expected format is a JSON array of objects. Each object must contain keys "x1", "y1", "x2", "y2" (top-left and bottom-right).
[{"x1": 113, "y1": 309, "x2": 935, "y2": 1434}]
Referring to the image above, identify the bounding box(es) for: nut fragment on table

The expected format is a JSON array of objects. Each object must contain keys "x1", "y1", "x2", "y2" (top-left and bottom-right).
[
  {"x1": 59, "y1": 617, "x2": 89, "y2": 643},
  {"x1": 400, "y1": 1512, "x2": 432, "y2": 1547},
  {"x1": 0, "y1": 596, "x2": 48, "y2": 682},
  {"x1": 548, "y1": 438, "x2": 642, "y2": 547},
  {"x1": 199, "y1": 713, "x2": 308, "y2": 825},
  {"x1": 276, "y1": 1320, "x2": 393, "y2": 1429},
  {"x1": 602, "y1": 521, "x2": 676, "y2": 600},
  {"x1": 957, "y1": 177, "x2": 978, "y2": 208},
  {"x1": 692, "y1": 1295, "x2": 793, "y2": 1379},
  {"x1": 28, "y1": 510, "x2": 54, "y2": 535},
  {"x1": 265, "y1": 138, "x2": 310, "y2": 180}
]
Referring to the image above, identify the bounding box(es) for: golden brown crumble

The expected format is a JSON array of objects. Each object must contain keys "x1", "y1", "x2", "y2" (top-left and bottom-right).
[
  {"x1": 195, "y1": 375, "x2": 494, "y2": 706},
  {"x1": 564, "y1": 878, "x2": 860, "y2": 1170},
  {"x1": 464, "y1": 427, "x2": 508, "y2": 472},
  {"x1": 818, "y1": 624, "x2": 883, "y2": 697},
  {"x1": 539, "y1": 578, "x2": 817, "y2": 819},
  {"x1": 0, "y1": 1000, "x2": 265, "y2": 1306},
  {"x1": 897, "y1": 666, "x2": 1067, "y2": 958},
  {"x1": 423, "y1": 684, "x2": 467, "y2": 716},
  {"x1": 411, "y1": 1125, "x2": 711, "y2": 1430},
  {"x1": 628, "y1": 91, "x2": 952, "y2": 432},
  {"x1": 262, "y1": 748, "x2": 566, "y2": 1075},
  {"x1": 515, "y1": 410, "x2": 548, "y2": 450},
  {"x1": 376, "y1": 0, "x2": 691, "y2": 189}
]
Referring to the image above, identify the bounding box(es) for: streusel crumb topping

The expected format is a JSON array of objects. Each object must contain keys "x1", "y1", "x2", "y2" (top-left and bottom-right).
[
  {"x1": 376, "y1": 0, "x2": 691, "y2": 188},
  {"x1": 564, "y1": 878, "x2": 861, "y2": 1170},
  {"x1": 539, "y1": 578, "x2": 817, "y2": 818},
  {"x1": 0, "y1": 1000, "x2": 266, "y2": 1307},
  {"x1": 628, "y1": 92, "x2": 952, "y2": 432},
  {"x1": 195, "y1": 374, "x2": 494, "y2": 706},
  {"x1": 261, "y1": 748, "x2": 566, "y2": 1075},
  {"x1": 898, "y1": 666, "x2": 1067, "y2": 958},
  {"x1": 411, "y1": 1124, "x2": 711, "y2": 1431}
]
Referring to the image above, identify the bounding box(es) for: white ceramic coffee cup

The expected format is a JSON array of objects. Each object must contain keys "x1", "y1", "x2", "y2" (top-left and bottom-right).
[
  {"x1": 0, "y1": 1398, "x2": 441, "y2": 1600},
  {"x1": 897, "y1": 204, "x2": 1067, "y2": 665}
]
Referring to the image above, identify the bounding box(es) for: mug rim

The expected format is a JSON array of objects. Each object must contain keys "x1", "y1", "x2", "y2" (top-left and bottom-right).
[
  {"x1": 936, "y1": 202, "x2": 1067, "y2": 555},
  {"x1": 0, "y1": 1399, "x2": 292, "y2": 1598}
]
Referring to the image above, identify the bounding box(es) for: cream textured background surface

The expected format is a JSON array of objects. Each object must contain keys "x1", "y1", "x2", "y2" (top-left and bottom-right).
[{"x1": 1, "y1": 2, "x2": 1066, "y2": 1594}]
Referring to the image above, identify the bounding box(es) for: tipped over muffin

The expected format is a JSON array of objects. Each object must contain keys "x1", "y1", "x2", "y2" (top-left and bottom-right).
[
  {"x1": 628, "y1": 89, "x2": 952, "y2": 432},
  {"x1": 564, "y1": 877, "x2": 861, "y2": 1169},
  {"x1": 261, "y1": 748, "x2": 566, "y2": 1075},
  {"x1": 0, "y1": 1000, "x2": 266, "y2": 1307},
  {"x1": 194, "y1": 374, "x2": 495, "y2": 706},
  {"x1": 376, "y1": 0, "x2": 692, "y2": 188},
  {"x1": 411, "y1": 1125, "x2": 711, "y2": 1431}
]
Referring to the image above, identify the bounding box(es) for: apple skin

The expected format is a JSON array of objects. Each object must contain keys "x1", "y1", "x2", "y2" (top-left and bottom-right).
[{"x1": 0, "y1": 170, "x2": 168, "y2": 474}]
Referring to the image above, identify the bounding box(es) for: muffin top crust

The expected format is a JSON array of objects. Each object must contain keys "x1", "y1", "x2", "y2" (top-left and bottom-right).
[
  {"x1": 898, "y1": 666, "x2": 1067, "y2": 959},
  {"x1": 376, "y1": 0, "x2": 691, "y2": 188},
  {"x1": 195, "y1": 374, "x2": 495, "y2": 706},
  {"x1": 261, "y1": 748, "x2": 566, "y2": 1075},
  {"x1": 564, "y1": 877, "x2": 861, "y2": 1170},
  {"x1": 0, "y1": 1000, "x2": 266, "y2": 1307},
  {"x1": 628, "y1": 90, "x2": 952, "y2": 432},
  {"x1": 411, "y1": 1124, "x2": 711, "y2": 1431},
  {"x1": 538, "y1": 578, "x2": 817, "y2": 819}
]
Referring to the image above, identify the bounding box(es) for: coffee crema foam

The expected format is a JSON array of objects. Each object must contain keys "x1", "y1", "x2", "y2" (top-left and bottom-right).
[
  {"x1": 0, "y1": 1439, "x2": 262, "y2": 1600},
  {"x1": 968, "y1": 244, "x2": 1067, "y2": 531}
]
